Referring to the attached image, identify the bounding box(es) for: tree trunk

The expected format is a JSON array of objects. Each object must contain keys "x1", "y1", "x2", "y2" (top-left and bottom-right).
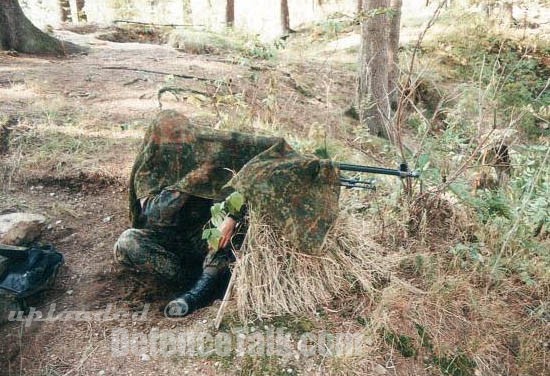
[
  {"x1": 182, "y1": 0, "x2": 192, "y2": 25},
  {"x1": 357, "y1": 0, "x2": 392, "y2": 140},
  {"x1": 226, "y1": 0, "x2": 235, "y2": 26},
  {"x1": 388, "y1": 0, "x2": 402, "y2": 110},
  {"x1": 68, "y1": 0, "x2": 79, "y2": 24},
  {"x1": 281, "y1": 0, "x2": 290, "y2": 34},
  {"x1": 502, "y1": 2, "x2": 514, "y2": 26},
  {"x1": 0, "y1": 0, "x2": 81, "y2": 55}
]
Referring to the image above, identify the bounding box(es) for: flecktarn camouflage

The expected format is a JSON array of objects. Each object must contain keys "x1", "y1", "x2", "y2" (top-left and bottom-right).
[{"x1": 129, "y1": 110, "x2": 340, "y2": 253}]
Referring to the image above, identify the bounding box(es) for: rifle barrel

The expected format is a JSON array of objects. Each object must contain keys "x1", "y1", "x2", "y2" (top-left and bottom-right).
[
  {"x1": 340, "y1": 177, "x2": 376, "y2": 189},
  {"x1": 336, "y1": 163, "x2": 419, "y2": 178}
]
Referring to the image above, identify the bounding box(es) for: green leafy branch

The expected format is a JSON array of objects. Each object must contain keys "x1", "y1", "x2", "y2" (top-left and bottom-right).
[{"x1": 201, "y1": 191, "x2": 245, "y2": 250}]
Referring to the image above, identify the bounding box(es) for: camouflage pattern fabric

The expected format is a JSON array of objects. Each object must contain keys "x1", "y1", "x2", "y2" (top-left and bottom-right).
[
  {"x1": 228, "y1": 142, "x2": 341, "y2": 254},
  {"x1": 129, "y1": 110, "x2": 281, "y2": 227},
  {"x1": 115, "y1": 188, "x2": 239, "y2": 286},
  {"x1": 129, "y1": 110, "x2": 340, "y2": 254},
  {"x1": 114, "y1": 226, "x2": 234, "y2": 288}
]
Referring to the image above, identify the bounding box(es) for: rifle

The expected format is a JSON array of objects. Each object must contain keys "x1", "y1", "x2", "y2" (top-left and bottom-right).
[{"x1": 336, "y1": 162, "x2": 420, "y2": 189}]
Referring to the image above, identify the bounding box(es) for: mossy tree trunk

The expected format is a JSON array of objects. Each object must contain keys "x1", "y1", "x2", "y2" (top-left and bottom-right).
[{"x1": 0, "y1": 0, "x2": 80, "y2": 55}]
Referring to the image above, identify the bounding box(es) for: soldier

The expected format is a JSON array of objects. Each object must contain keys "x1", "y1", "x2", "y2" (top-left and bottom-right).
[
  {"x1": 113, "y1": 110, "x2": 278, "y2": 317},
  {"x1": 113, "y1": 189, "x2": 243, "y2": 317}
]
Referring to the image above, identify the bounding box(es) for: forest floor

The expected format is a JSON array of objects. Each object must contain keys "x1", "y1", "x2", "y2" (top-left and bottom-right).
[
  {"x1": 0, "y1": 8, "x2": 549, "y2": 376},
  {"x1": 0, "y1": 25, "x2": 367, "y2": 376}
]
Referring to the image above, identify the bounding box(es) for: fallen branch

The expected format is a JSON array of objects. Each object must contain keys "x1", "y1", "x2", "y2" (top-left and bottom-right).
[
  {"x1": 113, "y1": 19, "x2": 214, "y2": 28},
  {"x1": 0, "y1": 79, "x2": 24, "y2": 86},
  {"x1": 101, "y1": 66, "x2": 217, "y2": 83},
  {"x1": 157, "y1": 86, "x2": 211, "y2": 109},
  {"x1": 123, "y1": 77, "x2": 148, "y2": 86}
]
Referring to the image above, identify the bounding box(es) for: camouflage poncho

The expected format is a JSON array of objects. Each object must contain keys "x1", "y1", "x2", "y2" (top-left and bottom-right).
[{"x1": 129, "y1": 110, "x2": 340, "y2": 254}]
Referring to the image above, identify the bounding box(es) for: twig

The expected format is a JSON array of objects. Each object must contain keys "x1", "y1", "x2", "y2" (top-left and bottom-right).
[
  {"x1": 62, "y1": 343, "x2": 101, "y2": 376},
  {"x1": 214, "y1": 259, "x2": 240, "y2": 330},
  {"x1": 123, "y1": 77, "x2": 147, "y2": 86},
  {"x1": 202, "y1": 56, "x2": 276, "y2": 71},
  {"x1": 101, "y1": 66, "x2": 217, "y2": 83},
  {"x1": 113, "y1": 19, "x2": 210, "y2": 27},
  {"x1": 157, "y1": 86, "x2": 211, "y2": 109}
]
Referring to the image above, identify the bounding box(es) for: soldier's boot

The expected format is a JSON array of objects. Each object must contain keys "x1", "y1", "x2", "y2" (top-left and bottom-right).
[{"x1": 164, "y1": 266, "x2": 229, "y2": 317}]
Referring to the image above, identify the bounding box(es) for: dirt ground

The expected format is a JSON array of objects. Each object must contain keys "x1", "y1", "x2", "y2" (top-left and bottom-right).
[{"x1": 0, "y1": 29, "x2": 365, "y2": 376}]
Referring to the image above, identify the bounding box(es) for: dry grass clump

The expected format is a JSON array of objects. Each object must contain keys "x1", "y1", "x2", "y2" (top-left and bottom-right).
[
  {"x1": 231, "y1": 209, "x2": 394, "y2": 321},
  {"x1": 407, "y1": 192, "x2": 475, "y2": 243}
]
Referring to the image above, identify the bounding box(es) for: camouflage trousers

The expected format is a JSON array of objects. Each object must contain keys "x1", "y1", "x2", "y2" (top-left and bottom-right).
[{"x1": 113, "y1": 227, "x2": 233, "y2": 288}]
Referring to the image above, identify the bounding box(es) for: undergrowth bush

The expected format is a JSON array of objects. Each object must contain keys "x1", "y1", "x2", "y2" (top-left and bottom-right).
[
  {"x1": 166, "y1": 29, "x2": 278, "y2": 60},
  {"x1": 426, "y1": 11, "x2": 549, "y2": 138}
]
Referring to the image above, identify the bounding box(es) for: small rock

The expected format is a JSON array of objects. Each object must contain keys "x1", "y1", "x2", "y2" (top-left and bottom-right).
[
  {"x1": 140, "y1": 353, "x2": 150, "y2": 362},
  {"x1": 98, "y1": 371, "x2": 105, "y2": 376},
  {"x1": 0, "y1": 213, "x2": 47, "y2": 245},
  {"x1": 55, "y1": 220, "x2": 62, "y2": 225},
  {"x1": 103, "y1": 216, "x2": 112, "y2": 223},
  {"x1": 60, "y1": 233, "x2": 77, "y2": 243},
  {"x1": 49, "y1": 192, "x2": 55, "y2": 197},
  {"x1": 67, "y1": 290, "x2": 73, "y2": 295},
  {"x1": 373, "y1": 364, "x2": 387, "y2": 375}
]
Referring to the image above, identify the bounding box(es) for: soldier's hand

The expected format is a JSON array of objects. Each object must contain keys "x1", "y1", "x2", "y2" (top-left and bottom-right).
[{"x1": 218, "y1": 216, "x2": 237, "y2": 250}]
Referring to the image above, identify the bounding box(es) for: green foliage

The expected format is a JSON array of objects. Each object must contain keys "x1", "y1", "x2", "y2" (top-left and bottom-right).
[
  {"x1": 432, "y1": 352, "x2": 476, "y2": 376},
  {"x1": 239, "y1": 355, "x2": 289, "y2": 376},
  {"x1": 413, "y1": 323, "x2": 476, "y2": 376},
  {"x1": 510, "y1": 148, "x2": 550, "y2": 234},
  {"x1": 414, "y1": 323, "x2": 434, "y2": 351},
  {"x1": 256, "y1": 315, "x2": 315, "y2": 335},
  {"x1": 201, "y1": 227, "x2": 222, "y2": 250},
  {"x1": 241, "y1": 35, "x2": 278, "y2": 60},
  {"x1": 429, "y1": 15, "x2": 550, "y2": 137},
  {"x1": 202, "y1": 191, "x2": 245, "y2": 249},
  {"x1": 308, "y1": 14, "x2": 356, "y2": 41},
  {"x1": 475, "y1": 190, "x2": 512, "y2": 222},
  {"x1": 166, "y1": 29, "x2": 277, "y2": 60},
  {"x1": 383, "y1": 330, "x2": 417, "y2": 358}
]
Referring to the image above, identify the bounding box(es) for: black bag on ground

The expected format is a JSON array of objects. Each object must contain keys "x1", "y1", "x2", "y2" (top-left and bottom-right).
[{"x1": 0, "y1": 244, "x2": 64, "y2": 298}]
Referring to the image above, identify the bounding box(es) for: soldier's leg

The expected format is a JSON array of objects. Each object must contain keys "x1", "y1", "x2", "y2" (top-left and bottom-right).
[
  {"x1": 113, "y1": 228, "x2": 188, "y2": 285},
  {"x1": 164, "y1": 226, "x2": 246, "y2": 317}
]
